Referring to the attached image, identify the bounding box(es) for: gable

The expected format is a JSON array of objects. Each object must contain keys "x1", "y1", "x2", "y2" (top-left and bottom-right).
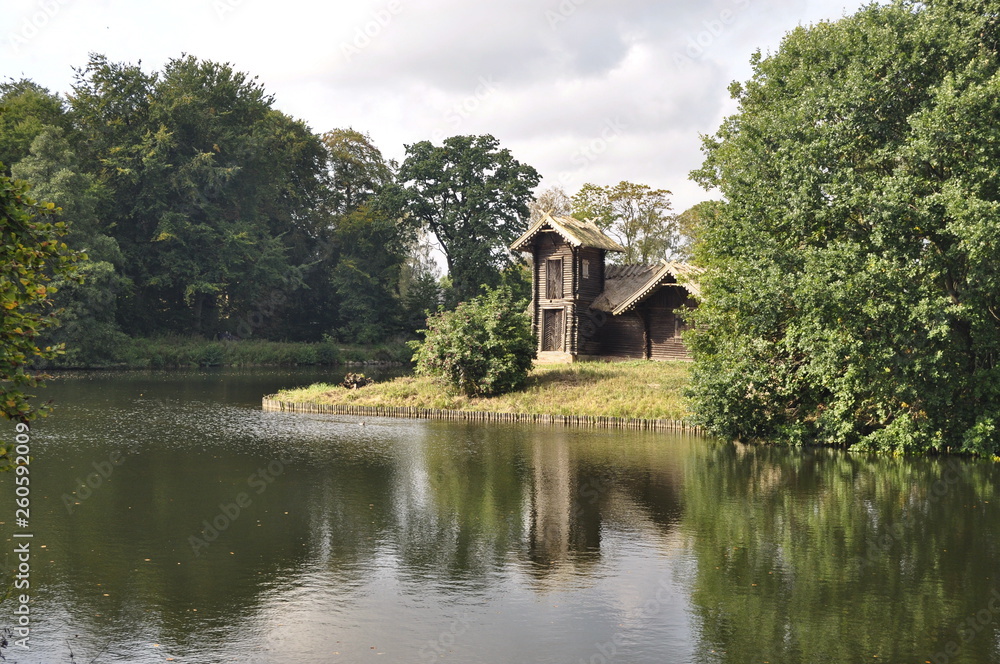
[
  {"x1": 591, "y1": 262, "x2": 703, "y2": 316},
  {"x1": 510, "y1": 212, "x2": 625, "y2": 253}
]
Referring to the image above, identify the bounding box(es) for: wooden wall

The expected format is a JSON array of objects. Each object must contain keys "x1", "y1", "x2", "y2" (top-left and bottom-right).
[
  {"x1": 576, "y1": 247, "x2": 605, "y2": 304},
  {"x1": 645, "y1": 287, "x2": 695, "y2": 360},
  {"x1": 598, "y1": 313, "x2": 646, "y2": 358},
  {"x1": 533, "y1": 232, "x2": 576, "y2": 354},
  {"x1": 594, "y1": 286, "x2": 695, "y2": 360},
  {"x1": 576, "y1": 247, "x2": 605, "y2": 356},
  {"x1": 526, "y1": 229, "x2": 695, "y2": 361}
]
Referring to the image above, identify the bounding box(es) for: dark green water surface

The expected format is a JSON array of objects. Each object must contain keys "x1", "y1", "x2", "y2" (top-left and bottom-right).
[{"x1": 0, "y1": 369, "x2": 998, "y2": 663}]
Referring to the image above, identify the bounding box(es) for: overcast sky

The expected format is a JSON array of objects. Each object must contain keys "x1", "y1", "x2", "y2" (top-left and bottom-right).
[{"x1": 2, "y1": 0, "x2": 876, "y2": 213}]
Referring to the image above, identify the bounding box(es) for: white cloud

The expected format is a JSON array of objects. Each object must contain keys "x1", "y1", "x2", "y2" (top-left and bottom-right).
[{"x1": 0, "y1": 0, "x2": 880, "y2": 213}]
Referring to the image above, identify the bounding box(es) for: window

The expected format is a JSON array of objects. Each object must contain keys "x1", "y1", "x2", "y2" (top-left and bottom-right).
[
  {"x1": 582, "y1": 259, "x2": 590, "y2": 280},
  {"x1": 546, "y1": 259, "x2": 563, "y2": 299}
]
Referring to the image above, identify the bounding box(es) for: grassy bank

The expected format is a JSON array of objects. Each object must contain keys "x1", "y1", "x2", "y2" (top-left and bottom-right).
[
  {"x1": 56, "y1": 337, "x2": 412, "y2": 369},
  {"x1": 272, "y1": 361, "x2": 692, "y2": 420}
]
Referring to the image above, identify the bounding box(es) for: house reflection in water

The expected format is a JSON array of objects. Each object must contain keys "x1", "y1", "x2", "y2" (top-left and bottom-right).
[{"x1": 523, "y1": 429, "x2": 685, "y2": 584}]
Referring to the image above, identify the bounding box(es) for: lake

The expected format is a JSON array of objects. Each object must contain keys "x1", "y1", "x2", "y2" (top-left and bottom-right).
[{"x1": 1, "y1": 369, "x2": 998, "y2": 663}]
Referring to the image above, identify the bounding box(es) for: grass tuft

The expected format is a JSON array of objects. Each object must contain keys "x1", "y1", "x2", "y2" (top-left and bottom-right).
[{"x1": 272, "y1": 361, "x2": 692, "y2": 420}]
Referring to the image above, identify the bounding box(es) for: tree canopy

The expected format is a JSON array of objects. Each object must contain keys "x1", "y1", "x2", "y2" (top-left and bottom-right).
[
  {"x1": 12, "y1": 127, "x2": 128, "y2": 364},
  {"x1": 528, "y1": 185, "x2": 572, "y2": 223},
  {"x1": 70, "y1": 54, "x2": 330, "y2": 336},
  {"x1": 571, "y1": 181, "x2": 677, "y2": 264},
  {"x1": 688, "y1": 0, "x2": 1000, "y2": 455},
  {"x1": 395, "y1": 134, "x2": 540, "y2": 303},
  {"x1": 2, "y1": 57, "x2": 522, "y2": 359},
  {"x1": 674, "y1": 200, "x2": 719, "y2": 260},
  {"x1": 0, "y1": 80, "x2": 72, "y2": 175},
  {"x1": 318, "y1": 128, "x2": 412, "y2": 343}
]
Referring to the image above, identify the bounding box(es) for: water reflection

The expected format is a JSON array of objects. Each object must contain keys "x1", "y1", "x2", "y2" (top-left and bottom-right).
[
  {"x1": 0, "y1": 370, "x2": 997, "y2": 664},
  {"x1": 681, "y1": 442, "x2": 1000, "y2": 664},
  {"x1": 0, "y1": 371, "x2": 699, "y2": 663},
  {"x1": 529, "y1": 430, "x2": 577, "y2": 571}
]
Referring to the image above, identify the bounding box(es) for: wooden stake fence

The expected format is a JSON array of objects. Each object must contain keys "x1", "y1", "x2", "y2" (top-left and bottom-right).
[{"x1": 261, "y1": 398, "x2": 702, "y2": 434}]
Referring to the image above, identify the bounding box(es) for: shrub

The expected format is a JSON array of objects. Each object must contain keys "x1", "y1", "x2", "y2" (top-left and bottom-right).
[
  {"x1": 410, "y1": 286, "x2": 535, "y2": 397},
  {"x1": 686, "y1": 2, "x2": 1000, "y2": 455},
  {"x1": 197, "y1": 343, "x2": 225, "y2": 367},
  {"x1": 315, "y1": 339, "x2": 340, "y2": 365}
]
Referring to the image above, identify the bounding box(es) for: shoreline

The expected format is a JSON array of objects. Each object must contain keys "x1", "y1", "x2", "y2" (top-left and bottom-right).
[
  {"x1": 261, "y1": 398, "x2": 704, "y2": 434},
  {"x1": 266, "y1": 361, "x2": 694, "y2": 428}
]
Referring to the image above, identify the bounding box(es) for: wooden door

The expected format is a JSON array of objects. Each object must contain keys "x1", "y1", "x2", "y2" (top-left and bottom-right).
[{"x1": 542, "y1": 309, "x2": 564, "y2": 351}]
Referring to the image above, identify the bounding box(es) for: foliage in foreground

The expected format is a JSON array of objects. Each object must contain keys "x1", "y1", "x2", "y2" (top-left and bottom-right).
[
  {"x1": 411, "y1": 286, "x2": 535, "y2": 397},
  {"x1": 1, "y1": 173, "x2": 83, "y2": 425},
  {"x1": 688, "y1": 0, "x2": 1000, "y2": 455}
]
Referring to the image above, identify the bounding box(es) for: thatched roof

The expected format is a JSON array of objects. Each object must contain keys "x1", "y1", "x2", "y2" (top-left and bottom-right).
[
  {"x1": 591, "y1": 261, "x2": 704, "y2": 316},
  {"x1": 510, "y1": 212, "x2": 625, "y2": 253}
]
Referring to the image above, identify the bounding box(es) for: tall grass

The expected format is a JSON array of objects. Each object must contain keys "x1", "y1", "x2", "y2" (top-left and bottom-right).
[{"x1": 273, "y1": 361, "x2": 692, "y2": 420}]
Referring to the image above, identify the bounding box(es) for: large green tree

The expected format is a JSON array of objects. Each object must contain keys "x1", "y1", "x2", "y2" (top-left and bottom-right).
[
  {"x1": 0, "y1": 80, "x2": 73, "y2": 175},
  {"x1": 571, "y1": 181, "x2": 677, "y2": 264},
  {"x1": 12, "y1": 127, "x2": 129, "y2": 365},
  {"x1": 675, "y1": 200, "x2": 719, "y2": 260},
  {"x1": 70, "y1": 54, "x2": 329, "y2": 336},
  {"x1": 322, "y1": 128, "x2": 410, "y2": 342},
  {"x1": 322, "y1": 127, "x2": 394, "y2": 216},
  {"x1": 394, "y1": 134, "x2": 540, "y2": 304},
  {"x1": 688, "y1": 0, "x2": 1000, "y2": 455}
]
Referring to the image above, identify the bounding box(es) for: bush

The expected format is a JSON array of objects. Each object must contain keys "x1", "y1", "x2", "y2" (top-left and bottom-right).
[
  {"x1": 315, "y1": 338, "x2": 340, "y2": 365},
  {"x1": 410, "y1": 286, "x2": 535, "y2": 397},
  {"x1": 686, "y1": 2, "x2": 1000, "y2": 455}
]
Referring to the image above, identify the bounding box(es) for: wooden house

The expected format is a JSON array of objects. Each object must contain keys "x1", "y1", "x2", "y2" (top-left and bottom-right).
[{"x1": 510, "y1": 212, "x2": 702, "y2": 363}]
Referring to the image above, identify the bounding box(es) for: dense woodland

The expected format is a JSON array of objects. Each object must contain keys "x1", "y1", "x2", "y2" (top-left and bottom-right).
[
  {"x1": 0, "y1": 54, "x2": 684, "y2": 368},
  {"x1": 8, "y1": 2, "x2": 1000, "y2": 457},
  {"x1": 688, "y1": 0, "x2": 1000, "y2": 455}
]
